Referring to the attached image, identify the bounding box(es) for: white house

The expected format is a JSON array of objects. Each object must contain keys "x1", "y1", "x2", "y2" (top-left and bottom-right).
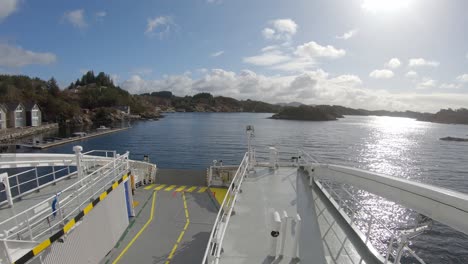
[
  {"x1": 6, "y1": 102, "x2": 26, "y2": 128},
  {"x1": 0, "y1": 104, "x2": 7, "y2": 130},
  {"x1": 25, "y1": 102, "x2": 42, "y2": 127}
]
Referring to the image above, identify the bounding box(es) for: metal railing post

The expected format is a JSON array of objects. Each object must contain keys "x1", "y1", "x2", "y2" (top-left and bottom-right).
[
  {"x1": 35, "y1": 167, "x2": 40, "y2": 189},
  {"x1": 73, "y1": 145, "x2": 84, "y2": 187},
  {"x1": 365, "y1": 215, "x2": 373, "y2": 244},
  {"x1": 395, "y1": 235, "x2": 407, "y2": 264},
  {"x1": 385, "y1": 235, "x2": 395, "y2": 264},
  {"x1": 15, "y1": 173, "x2": 20, "y2": 195},
  {"x1": 0, "y1": 173, "x2": 13, "y2": 208},
  {"x1": 52, "y1": 166, "x2": 56, "y2": 182}
]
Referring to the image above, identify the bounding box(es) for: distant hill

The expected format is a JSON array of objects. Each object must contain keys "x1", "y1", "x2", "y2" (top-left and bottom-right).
[
  {"x1": 268, "y1": 104, "x2": 468, "y2": 125},
  {"x1": 0, "y1": 71, "x2": 156, "y2": 126},
  {"x1": 2, "y1": 72, "x2": 468, "y2": 126},
  {"x1": 271, "y1": 105, "x2": 342, "y2": 121},
  {"x1": 140, "y1": 91, "x2": 281, "y2": 113}
]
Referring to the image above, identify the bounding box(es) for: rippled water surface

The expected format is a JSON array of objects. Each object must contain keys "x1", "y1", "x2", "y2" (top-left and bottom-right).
[{"x1": 41, "y1": 113, "x2": 468, "y2": 263}]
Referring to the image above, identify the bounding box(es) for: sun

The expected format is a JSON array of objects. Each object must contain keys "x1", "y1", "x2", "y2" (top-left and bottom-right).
[{"x1": 362, "y1": 0, "x2": 413, "y2": 13}]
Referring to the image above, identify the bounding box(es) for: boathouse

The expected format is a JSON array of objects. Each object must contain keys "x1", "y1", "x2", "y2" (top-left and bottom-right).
[
  {"x1": 6, "y1": 102, "x2": 26, "y2": 128},
  {"x1": 25, "y1": 102, "x2": 42, "y2": 127},
  {"x1": 0, "y1": 104, "x2": 7, "y2": 129}
]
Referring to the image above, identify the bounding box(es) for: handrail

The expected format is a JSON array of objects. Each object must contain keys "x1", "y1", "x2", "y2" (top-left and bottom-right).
[
  {"x1": 202, "y1": 152, "x2": 250, "y2": 264},
  {"x1": 0, "y1": 152, "x2": 130, "y2": 241}
]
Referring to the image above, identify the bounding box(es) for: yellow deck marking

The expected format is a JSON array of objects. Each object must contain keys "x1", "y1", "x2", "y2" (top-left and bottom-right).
[
  {"x1": 83, "y1": 203, "x2": 93, "y2": 215},
  {"x1": 165, "y1": 192, "x2": 190, "y2": 263},
  {"x1": 112, "y1": 192, "x2": 157, "y2": 264},
  {"x1": 175, "y1": 186, "x2": 186, "y2": 192},
  {"x1": 132, "y1": 200, "x2": 139, "y2": 208},
  {"x1": 99, "y1": 192, "x2": 107, "y2": 201},
  {"x1": 165, "y1": 185, "x2": 176, "y2": 191},
  {"x1": 154, "y1": 184, "x2": 166, "y2": 191},
  {"x1": 209, "y1": 187, "x2": 228, "y2": 206},
  {"x1": 197, "y1": 187, "x2": 208, "y2": 193},
  {"x1": 32, "y1": 239, "x2": 51, "y2": 255},
  {"x1": 63, "y1": 219, "x2": 76, "y2": 233},
  {"x1": 186, "y1": 186, "x2": 197, "y2": 192},
  {"x1": 144, "y1": 184, "x2": 155, "y2": 190}
]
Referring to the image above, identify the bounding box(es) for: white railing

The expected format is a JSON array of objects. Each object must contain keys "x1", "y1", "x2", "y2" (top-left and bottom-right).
[
  {"x1": 202, "y1": 152, "x2": 250, "y2": 264},
  {"x1": 0, "y1": 152, "x2": 130, "y2": 242},
  {"x1": 317, "y1": 180, "x2": 428, "y2": 264},
  {"x1": 0, "y1": 151, "x2": 120, "y2": 207},
  {"x1": 0, "y1": 166, "x2": 76, "y2": 207},
  {"x1": 129, "y1": 160, "x2": 157, "y2": 185}
]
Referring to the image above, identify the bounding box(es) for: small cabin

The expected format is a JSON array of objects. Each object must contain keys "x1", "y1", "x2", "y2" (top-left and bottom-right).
[
  {"x1": 0, "y1": 104, "x2": 7, "y2": 129},
  {"x1": 25, "y1": 102, "x2": 42, "y2": 127},
  {"x1": 6, "y1": 102, "x2": 26, "y2": 128}
]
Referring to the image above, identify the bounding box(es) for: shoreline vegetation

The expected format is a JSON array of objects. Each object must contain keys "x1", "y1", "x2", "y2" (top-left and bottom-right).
[{"x1": 1, "y1": 71, "x2": 468, "y2": 126}]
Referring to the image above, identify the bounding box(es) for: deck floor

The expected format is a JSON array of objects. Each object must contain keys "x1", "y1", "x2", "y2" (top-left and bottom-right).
[
  {"x1": 101, "y1": 186, "x2": 218, "y2": 264},
  {"x1": 218, "y1": 166, "x2": 379, "y2": 264},
  {"x1": 220, "y1": 167, "x2": 299, "y2": 264}
]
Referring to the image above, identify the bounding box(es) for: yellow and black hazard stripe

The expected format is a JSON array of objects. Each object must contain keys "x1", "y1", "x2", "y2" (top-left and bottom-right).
[{"x1": 14, "y1": 174, "x2": 129, "y2": 264}]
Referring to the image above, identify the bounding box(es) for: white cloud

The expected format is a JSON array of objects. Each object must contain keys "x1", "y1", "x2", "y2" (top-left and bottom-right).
[
  {"x1": 0, "y1": 43, "x2": 57, "y2": 67},
  {"x1": 270, "y1": 58, "x2": 315, "y2": 72},
  {"x1": 405, "y1": 71, "x2": 418, "y2": 78},
  {"x1": 439, "y1": 83, "x2": 460, "y2": 89},
  {"x1": 417, "y1": 79, "x2": 437, "y2": 89},
  {"x1": 96, "y1": 11, "x2": 106, "y2": 18},
  {"x1": 408, "y1": 58, "x2": 439, "y2": 67},
  {"x1": 456, "y1": 73, "x2": 468, "y2": 83},
  {"x1": 262, "y1": 19, "x2": 297, "y2": 41},
  {"x1": 295, "y1": 41, "x2": 346, "y2": 59},
  {"x1": 330, "y1": 74, "x2": 362, "y2": 87},
  {"x1": 110, "y1": 74, "x2": 120, "y2": 85},
  {"x1": 385, "y1": 58, "x2": 401, "y2": 69},
  {"x1": 120, "y1": 68, "x2": 468, "y2": 112},
  {"x1": 243, "y1": 50, "x2": 290, "y2": 66},
  {"x1": 336, "y1": 29, "x2": 358, "y2": 40},
  {"x1": 0, "y1": 0, "x2": 17, "y2": 21},
  {"x1": 244, "y1": 41, "x2": 345, "y2": 72},
  {"x1": 211, "y1": 51, "x2": 224, "y2": 57},
  {"x1": 145, "y1": 16, "x2": 174, "y2": 37},
  {"x1": 206, "y1": 0, "x2": 222, "y2": 4},
  {"x1": 262, "y1": 28, "x2": 275, "y2": 39},
  {"x1": 64, "y1": 9, "x2": 87, "y2": 29},
  {"x1": 369, "y1": 69, "x2": 394, "y2": 79}
]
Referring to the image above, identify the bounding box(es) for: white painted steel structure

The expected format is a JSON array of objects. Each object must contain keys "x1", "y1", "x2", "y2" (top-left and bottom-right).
[
  {"x1": 0, "y1": 146, "x2": 157, "y2": 263},
  {"x1": 203, "y1": 146, "x2": 468, "y2": 264},
  {"x1": 202, "y1": 152, "x2": 250, "y2": 264}
]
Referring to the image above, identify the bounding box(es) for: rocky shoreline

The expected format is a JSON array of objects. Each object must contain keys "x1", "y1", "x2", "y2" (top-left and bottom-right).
[{"x1": 0, "y1": 123, "x2": 59, "y2": 143}]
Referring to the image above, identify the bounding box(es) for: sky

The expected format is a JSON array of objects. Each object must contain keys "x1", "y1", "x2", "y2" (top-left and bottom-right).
[{"x1": 0, "y1": 0, "x2": 467, "y2": 112}]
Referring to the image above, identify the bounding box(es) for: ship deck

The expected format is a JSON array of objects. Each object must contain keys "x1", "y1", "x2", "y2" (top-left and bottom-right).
[
  {"x1": 101, "y1": 183, "x2": 219, "y2": 264},
  {"x1": 217, "y1": 166, "x2": 380, "y2": 264}
]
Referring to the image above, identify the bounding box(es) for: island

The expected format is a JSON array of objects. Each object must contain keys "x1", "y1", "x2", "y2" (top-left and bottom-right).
[
  {"x1": 271, "y1": 105, "x2": 343, "y2": 121},
  {"x1": 440, "y1": 137, "x2": 468, "y2": 142}
]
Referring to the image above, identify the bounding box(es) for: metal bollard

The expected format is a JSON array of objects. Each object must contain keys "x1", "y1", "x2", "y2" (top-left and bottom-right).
[{"x1": 269, "y1": 211, "x2": 282, "y2": 258}]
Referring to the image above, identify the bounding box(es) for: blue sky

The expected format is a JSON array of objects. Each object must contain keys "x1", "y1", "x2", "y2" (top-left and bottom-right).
[{"x1": 0, "y1": 0, "x2": 467, "y2": 112}]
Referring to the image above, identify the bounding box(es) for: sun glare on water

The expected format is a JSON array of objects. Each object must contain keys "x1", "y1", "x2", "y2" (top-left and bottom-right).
[{"x1": 362, "y1": 0, "x2": 413, "y2": 13}]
